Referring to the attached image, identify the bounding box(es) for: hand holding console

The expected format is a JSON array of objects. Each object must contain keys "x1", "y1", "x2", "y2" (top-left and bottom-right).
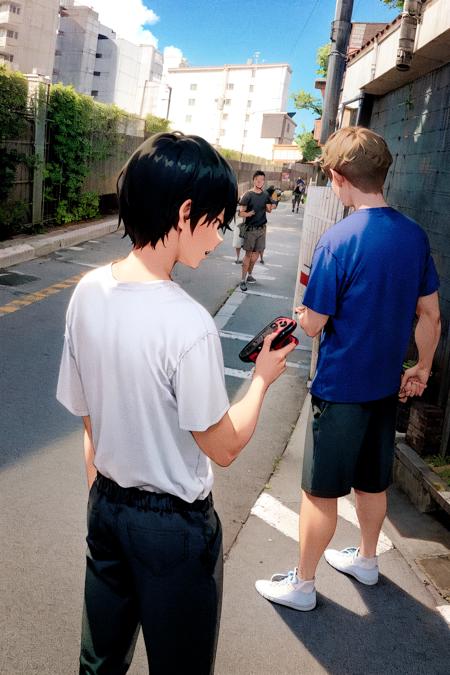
[{"x1": 239, "y1": 317, "x2": 299, "y2": 363}]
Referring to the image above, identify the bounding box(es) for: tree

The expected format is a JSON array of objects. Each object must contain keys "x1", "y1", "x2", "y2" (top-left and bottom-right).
[
  {"x1": 291, "y1": 90, "x2": 322, "y2": 117},
  {"x1": 145, "y1": 114, "x2": 170, "y2": 136},
  {"x1": 316, "y1": 43, "x2": 331, "y2": 78},
  {"x1": 381, "y1": 0, "x2": 403, "y2": 8},
  {"x1": 295, "y1": 126, "x2": 321, "y2": 162}
]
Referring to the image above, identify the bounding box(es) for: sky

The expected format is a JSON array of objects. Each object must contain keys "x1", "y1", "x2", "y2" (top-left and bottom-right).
[{"x1": 76, "y1": 0, "x2": 400, "y2": 133}]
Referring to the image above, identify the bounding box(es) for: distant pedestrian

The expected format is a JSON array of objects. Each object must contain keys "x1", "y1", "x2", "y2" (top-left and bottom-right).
[
  {"x1": 239, "y1": 171, "x2": 274, "y2": 290},
  {"x1": 292, "y1": 179, "x2": 304, "y2": 213},
  {"x1": 232, "y1": 198, "x2": 244, "y2": 264},
  {"x1": 255, "y1": 126, "x2": 441, "y2": 611},
  {"x1": 57, "y1": 132, "x2": 295, "y2": 673}
]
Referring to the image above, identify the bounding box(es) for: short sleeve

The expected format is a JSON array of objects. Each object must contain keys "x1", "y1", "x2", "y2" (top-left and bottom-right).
[
  {"x1": 239, "y1": 192, "x2": 250, "y2": 207},
  {"x1": 302, "y1": 245, "x2": 344, "y2": 317},
  {"x1": 419, "y1": 252, "x2": 440, "y2": 297},
  {"x1": 174, "y1": 333, "x2": 229, "y2": 431},
  {"x1": 56, "y1": 332, "x2": 89, "y2": 416}
]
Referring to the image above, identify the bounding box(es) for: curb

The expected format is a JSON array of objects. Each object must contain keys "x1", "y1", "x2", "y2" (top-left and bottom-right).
[
  {"x1": 394, "y1": 440, "x2": 450, "y2": 515},
  {"x1": 0, "y1": 218, "x2": 120, "y2": 268}
]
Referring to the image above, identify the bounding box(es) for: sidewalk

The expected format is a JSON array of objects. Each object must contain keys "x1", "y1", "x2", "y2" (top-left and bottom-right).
[{"x1": 215, "y1": 395, "x2": 450, "y2": 674}]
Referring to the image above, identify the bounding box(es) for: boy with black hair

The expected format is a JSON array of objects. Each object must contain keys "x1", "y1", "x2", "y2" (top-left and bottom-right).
[
  {"x1": 238, "y1": 170, "x2": 274, "y2": 290},
  {"x1": 255, "y1": 126, "x2": 441, "y2": 612},
  {"x1": 57, "y1": 132, "x2": 296, "y2": 672}
]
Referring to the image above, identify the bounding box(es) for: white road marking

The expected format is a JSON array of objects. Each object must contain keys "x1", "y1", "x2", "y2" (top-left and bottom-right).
[
  {"x1": 224, "y1": 367, "x2": 252, "y2": 380},
  {"x1": 251, "y1": 493, "x2": 299, "y2": 542},
  {"x1": 88, "y1": 240, "x2": 101, "y2": 244},
  {"x1": 263, "y1": 250, "x2": 295, "y2": 257},
  {"x1": 219, "y1": 330, "x2": 311, "y2": 353},
  {"x1": 337, "y1": 498, "x2": 393, "y2": 554},
  {"x1": 251, "y1": 492, "x2": 393, "y2": 556},
  {"x1": 66, "y1": 261, "x2": 99, "y2": 268},
  {"x1": 436, "y1": 605, "x2": 450, "y2": 627},
  {"x1": 245, "y1": 290, "x2": 290, "y2": 300},
  {"x1": 67, "y1": 246, "x2": 85, "y2": 251}
]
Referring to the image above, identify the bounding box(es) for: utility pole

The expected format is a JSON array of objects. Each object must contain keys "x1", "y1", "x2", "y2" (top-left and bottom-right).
[{"x1": 320, "y1": 0, "x2": 354, "y2": 144}]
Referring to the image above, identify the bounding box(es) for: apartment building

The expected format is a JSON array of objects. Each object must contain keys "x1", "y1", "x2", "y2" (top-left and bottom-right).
[
  {"x1": 0, "y1": 0, "x2": 60, "y2": 76},
  {"x1": 166, "y1": 62, "x2": 294, "y2": 159},
  {"x1": 54, "y1": 2, "x2": 163, "y2": 116}
]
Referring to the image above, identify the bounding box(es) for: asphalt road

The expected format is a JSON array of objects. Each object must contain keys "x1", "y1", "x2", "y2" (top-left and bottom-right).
[{"x1": 0, "y1": 202, "x2": 308, "y2": 673}]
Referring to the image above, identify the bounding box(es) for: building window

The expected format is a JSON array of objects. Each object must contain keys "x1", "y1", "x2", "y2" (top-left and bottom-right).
[
  {"x1": 245, "y1": 114, "x2": 250, "y2": 122},
  {"x1": 243, "y1": 130, "x2": 247, "y2": 138},
  {"x1": 98, "y1": 34, "x2": 108, "y2": 40},
  {"x1": 249, "y1": 85, "x2": 254, "y2": 92},
  {"x1": 91, "y1": 90, "x2": 99, "y2": 97},
  {"x1": 0, "y1": 53, "x2": 13, "y2": 62},
  {"x1": 96, "y1": 53, "x2": 102, "y2": 58},
  {"x1": 11, "y1": 3, "x2": 21, "y2": 13},
  {"x1": 185, "y1": 114, "x2": 192, "y2": 122},
  {"x1": 188, "y1": 98, "x2": 195, "y2": 106},
  {"x1": 224, "y1": 98, "x2": 231, "y2": 106},
  {"x1": 247, "y1": 100, "x2": 252, "y2": 108},
  {"x1": 6, "y1": 30, "x2": 18, "y2": 39},
  {"x1": 222, "y1": 113, "x2": 228, "y2": 120},
  {"x1": 93, "y1": 71, "x2": 101, "y2": 76},
  {"x1": 226, "y1": 83, "x2": 234, "y2": 90},
  {"x1": 219, "y1": 129, "x2": 225, "y2": 136},
  {"x1": 190, "y1": 83, "x2": 197, "y2": 90}
]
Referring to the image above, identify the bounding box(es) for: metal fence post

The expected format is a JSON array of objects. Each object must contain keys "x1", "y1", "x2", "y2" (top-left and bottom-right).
[{"x1": 27, "y1": 75, "x2": 49, "y2": 228}]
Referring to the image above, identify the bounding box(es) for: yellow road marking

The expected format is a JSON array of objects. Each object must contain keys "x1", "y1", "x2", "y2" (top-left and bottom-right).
[{"x1": 0, "y1": 272, "x2": 84, "y2": 317}]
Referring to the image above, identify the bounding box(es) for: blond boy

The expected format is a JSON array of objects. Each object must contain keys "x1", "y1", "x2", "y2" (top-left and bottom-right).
[{"x1": 255, "y1": 126, "x2": 441, "y2": 611}]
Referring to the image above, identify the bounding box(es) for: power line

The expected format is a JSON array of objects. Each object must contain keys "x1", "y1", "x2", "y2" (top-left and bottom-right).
[{"x1": 289, "y1": 0, "x2": 321, "y2": 57}]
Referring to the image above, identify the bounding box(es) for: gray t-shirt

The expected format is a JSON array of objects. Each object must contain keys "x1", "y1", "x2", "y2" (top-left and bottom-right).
[
  {"x1": 57, "y1": 264, "x2": 230, "y2": 502},
  {"x1": 239, "y1": 190, "x2": 271, "y2": 228}
]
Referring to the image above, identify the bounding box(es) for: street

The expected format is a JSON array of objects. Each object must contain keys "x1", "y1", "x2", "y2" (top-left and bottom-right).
[{"x1": 0, "y1": 202, "x2": 308, "y2": 673}]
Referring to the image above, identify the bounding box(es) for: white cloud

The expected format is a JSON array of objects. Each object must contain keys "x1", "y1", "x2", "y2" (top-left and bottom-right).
[{"x1": 74, "y1": 0, "x2": 159, "y2": 46}]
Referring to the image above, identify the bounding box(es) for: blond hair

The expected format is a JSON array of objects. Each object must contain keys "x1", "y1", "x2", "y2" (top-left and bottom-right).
[{"x1": 321, "y1": 126, "x2": 393, "y2": 193}]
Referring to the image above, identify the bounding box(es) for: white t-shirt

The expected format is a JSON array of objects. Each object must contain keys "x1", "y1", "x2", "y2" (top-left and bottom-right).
[{"x1": 57, "y1": 263, "x2": 230, "y2": 502}]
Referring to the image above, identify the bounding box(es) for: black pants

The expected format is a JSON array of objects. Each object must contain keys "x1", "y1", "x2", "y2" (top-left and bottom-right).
[{"x1": 80, "y1": 474, "x2": 223, "y2": 675}]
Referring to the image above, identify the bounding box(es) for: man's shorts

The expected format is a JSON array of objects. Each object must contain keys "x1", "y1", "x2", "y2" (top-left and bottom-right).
[
  {"x1": 301, "y1": 394, "x2": 398, "y2": 498},
  {"x1": 243, "y1": 226, "x2": 266, "y2": 252}
]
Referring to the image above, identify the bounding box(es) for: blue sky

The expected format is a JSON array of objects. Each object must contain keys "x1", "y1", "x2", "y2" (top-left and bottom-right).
[{"x1": 145, "y1": 0, "x2": 400, "y2": 133}]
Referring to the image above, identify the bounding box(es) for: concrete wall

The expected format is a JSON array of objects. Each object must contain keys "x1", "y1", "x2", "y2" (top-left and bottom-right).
[{"x1": 369, "y1": 62, "x2": 450, "y2": 405}]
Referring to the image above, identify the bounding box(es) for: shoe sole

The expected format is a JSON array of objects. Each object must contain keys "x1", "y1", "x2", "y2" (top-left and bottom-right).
[
  {"x1": 257, "y1": 589, "x2": 316, "y2": 611},
  {"x1": 247, "y1": 279, "x2": 256, "y2": 284},
  {"x1": 325, "y1": 559, "x2": 378, "y2": 586}
]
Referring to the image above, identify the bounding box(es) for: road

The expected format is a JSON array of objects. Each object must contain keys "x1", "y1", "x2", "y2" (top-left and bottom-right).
[{"x1": 0, "y1": 202, "x2": 308, "y2": 673}]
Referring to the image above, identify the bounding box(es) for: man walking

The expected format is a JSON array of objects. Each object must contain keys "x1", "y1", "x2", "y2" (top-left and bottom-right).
[
  {"x1": 238, "y1": 170, "x2": 273, "y2": 291},
  {"x1": 255, "y1": 126, "x2": 441, "y2": 611}
]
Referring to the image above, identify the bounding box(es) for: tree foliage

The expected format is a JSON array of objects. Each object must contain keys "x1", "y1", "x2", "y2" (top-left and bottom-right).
[
  {"x1": 291, "y1": 90, "x2": 323, "y2": 117},
  {"x1": 145, "y1": 114, "x2": 171, "y2": 136},
  {"x1": 0, "y1": 66, "x2": 29, "y2": 237},
  {"x1": 381, "y1": 0, "x2": 403, "y2": 9},
  {"x1": 295, "y1": 126, "x2": 321, "y2": 162},
  {"x1": 316, "y1": 43, "x2": 331, "y2": 78},
  {"x1": 46, "y1": 85, "x2": 129, "y2": 224}
]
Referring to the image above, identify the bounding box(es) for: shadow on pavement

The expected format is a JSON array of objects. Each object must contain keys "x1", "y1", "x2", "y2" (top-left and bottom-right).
[{"x1": 273, "y1": 574, "x2": 449, "y2": 674}]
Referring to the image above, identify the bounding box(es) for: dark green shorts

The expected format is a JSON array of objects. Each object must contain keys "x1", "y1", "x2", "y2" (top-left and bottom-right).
[{"x1": 301, "y1": 394, "x2": 398, "y2": 498}]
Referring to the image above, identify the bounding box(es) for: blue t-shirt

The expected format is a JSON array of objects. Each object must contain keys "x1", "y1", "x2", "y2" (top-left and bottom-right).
[{"x1": 303, "y1": 207, "x2": 439, "y2": 402}]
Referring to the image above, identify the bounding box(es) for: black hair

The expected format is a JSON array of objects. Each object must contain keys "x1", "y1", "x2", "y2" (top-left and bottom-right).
[
  {"x1": 117, "y1": 132, "x2": 238, "y2": 248},
  {"x1": 252, "y1": 170, "x2": 265, "y2": 180}
]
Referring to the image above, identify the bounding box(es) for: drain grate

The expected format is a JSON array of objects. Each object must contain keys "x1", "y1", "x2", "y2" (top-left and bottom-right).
[{"x1": 0, "y1": 270, "x2": 39, "y2": 286}]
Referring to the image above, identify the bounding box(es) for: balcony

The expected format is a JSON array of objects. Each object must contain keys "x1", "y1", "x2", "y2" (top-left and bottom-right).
[
  {"x1": 0, "y1": 29, "x2": 18, "y2": 48},
  {"x1": 0, "y1": 5, "x2": 23, "y2": 27}
]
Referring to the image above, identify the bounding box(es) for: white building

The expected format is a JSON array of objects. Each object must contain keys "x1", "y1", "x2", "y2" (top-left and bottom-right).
[
  {"x1": 166, "y1": 63, "x2": 295, "y2": 159},
  {"x1": 54, "y1": 2, "x2": 163, "y2": 117},
  {"x1": 0, "y1": 0, "x2": 60, "y2": 76}
]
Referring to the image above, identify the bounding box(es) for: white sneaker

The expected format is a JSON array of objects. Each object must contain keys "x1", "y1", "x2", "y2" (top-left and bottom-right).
[
  {"x1": 255, "y1": 568, "x2": 316, "y2": 611},
  {"x1": 324, "y1": 547, "x2": 379, "y2": 585}
]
